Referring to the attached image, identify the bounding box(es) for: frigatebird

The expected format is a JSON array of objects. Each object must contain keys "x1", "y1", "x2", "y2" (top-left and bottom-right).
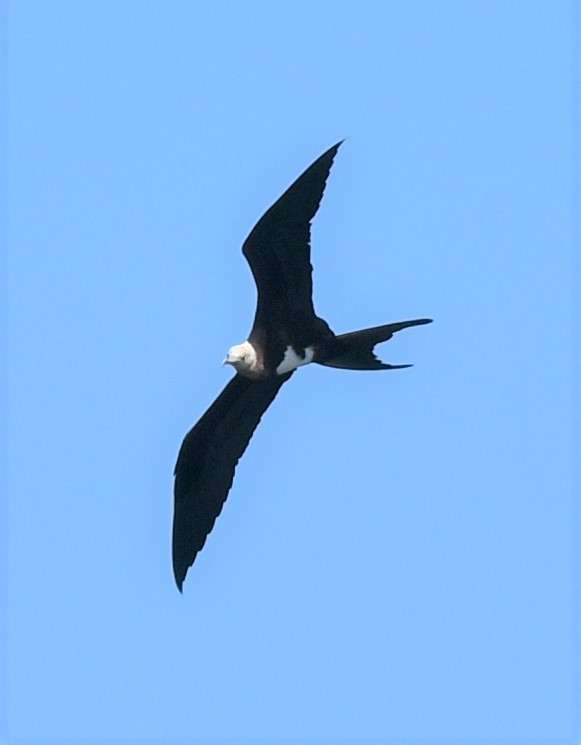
[{"x1": 172, "y1": 142, "x2": 431, "y2": 590}]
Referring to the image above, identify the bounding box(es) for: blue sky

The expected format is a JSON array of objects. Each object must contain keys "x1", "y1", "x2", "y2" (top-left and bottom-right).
[{"x1": 2, "y1": 1, "x2": 579, "y2": 742}]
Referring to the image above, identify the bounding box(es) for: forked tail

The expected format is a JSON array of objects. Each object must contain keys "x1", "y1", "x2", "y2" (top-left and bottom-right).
[{"x1": 317, "y1": 318, "x2": 432, "y2": 371}]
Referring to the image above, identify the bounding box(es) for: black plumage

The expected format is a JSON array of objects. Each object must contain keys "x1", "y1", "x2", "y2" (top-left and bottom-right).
[
  {"x1": 172, "y1": 142, "x2": 431, "y2": 590},
  {"x1": 173, "y1": 373, "x2": 291, "y2": 591}
]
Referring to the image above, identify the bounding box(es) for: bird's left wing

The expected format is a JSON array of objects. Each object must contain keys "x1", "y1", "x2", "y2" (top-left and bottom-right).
[
  {"x1": 172, "y1": 372, "x2": 292, "y2": 590},
  {"x1": 242, "y1": 142, "x2": 342, "y2": 336}
]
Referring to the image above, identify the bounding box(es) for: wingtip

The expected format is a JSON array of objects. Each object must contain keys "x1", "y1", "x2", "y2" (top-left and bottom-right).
[
  {"x1": 331, "y1": 140, "x2": 344, "y2": 156},
  {"x1": 322, "y1": 140, "x2": 344, "y2": 159},
  {"x1": 411, "y1": 318, "x2": 433, "y2": 326},
  {"x1": 174, "y1": 569, "x2": 185, "y2": 593}
]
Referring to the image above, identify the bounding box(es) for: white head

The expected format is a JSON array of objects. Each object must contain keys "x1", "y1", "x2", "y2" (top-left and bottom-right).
[{"x1": 223, "y1": 340, "x2": 259, "y2": 377}]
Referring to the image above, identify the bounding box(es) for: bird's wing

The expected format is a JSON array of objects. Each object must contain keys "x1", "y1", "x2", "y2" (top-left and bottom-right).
[
  {"x1": 242, "y1": 142, "x2": 342, "y2": 342},
  {"x1": 172, "y1": 371, "x2": 292, "y2": 590}
]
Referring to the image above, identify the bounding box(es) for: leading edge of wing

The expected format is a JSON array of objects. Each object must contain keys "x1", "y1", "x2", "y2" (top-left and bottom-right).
[
  {"x1": 242, "y1": 141, "x2": 343, "y2": 320},
  {"x1": 172, "y1": 371, "x2": 292, "y2": 591}
]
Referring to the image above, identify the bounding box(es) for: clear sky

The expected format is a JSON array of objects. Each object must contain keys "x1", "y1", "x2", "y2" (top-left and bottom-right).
[{"x1": 3, "y1": 1, "x2": 579, "y2": 742}]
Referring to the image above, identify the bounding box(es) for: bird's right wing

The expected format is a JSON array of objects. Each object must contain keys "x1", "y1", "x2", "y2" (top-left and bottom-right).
[{"x1": 172, "y1": 372, "x2": 292, "y2": 591}]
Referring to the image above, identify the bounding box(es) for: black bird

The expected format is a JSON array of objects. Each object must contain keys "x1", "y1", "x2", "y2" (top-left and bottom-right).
[{"x1": 172, "y1": 142, "x2": 431, "y2": 591}]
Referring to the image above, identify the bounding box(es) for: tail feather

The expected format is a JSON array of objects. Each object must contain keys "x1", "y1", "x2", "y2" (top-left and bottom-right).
[{"x1": 317, "y1": 318, "x2": 432, "y2": 371}]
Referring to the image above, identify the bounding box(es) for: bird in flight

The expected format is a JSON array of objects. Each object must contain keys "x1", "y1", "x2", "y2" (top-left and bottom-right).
[{"x1": 172, "y1": 142, "x2": 431, "y2": 591}]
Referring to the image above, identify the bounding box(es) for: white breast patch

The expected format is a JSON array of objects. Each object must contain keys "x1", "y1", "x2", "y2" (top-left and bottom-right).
[{"x1": 276, "y1": 346, "x2": 315, "y2": 375}]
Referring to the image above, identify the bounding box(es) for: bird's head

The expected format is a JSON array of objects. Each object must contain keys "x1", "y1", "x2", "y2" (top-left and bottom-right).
[{"x1": 223, "y1": 341, "x2": 259, "y2": 376}]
